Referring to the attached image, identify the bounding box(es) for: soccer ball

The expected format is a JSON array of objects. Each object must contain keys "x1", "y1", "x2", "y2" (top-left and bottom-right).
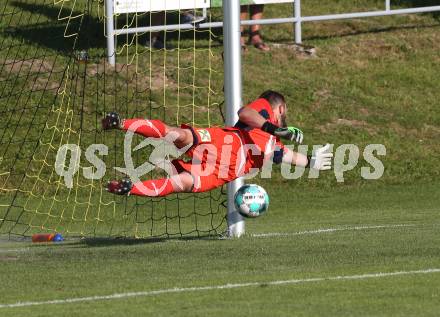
[{"x1": 234, "y1": 184, "x2": 269, "y2": 218}]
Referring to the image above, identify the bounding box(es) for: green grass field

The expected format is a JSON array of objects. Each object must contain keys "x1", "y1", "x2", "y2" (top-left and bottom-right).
[
  {"x1": 1, "y1": 182, "x2": 440, "y2": 316},
  {"x1": 1, "y1": 0, "x2": 440, "y2": 316}
]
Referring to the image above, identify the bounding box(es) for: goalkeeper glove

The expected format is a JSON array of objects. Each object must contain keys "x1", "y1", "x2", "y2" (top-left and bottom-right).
[
  {"x1": 261, "y1": 121, "x2": 304, "y2": 143},
  {"x1": 307, "y1": 144, "x2": 333, "y2": 170}
]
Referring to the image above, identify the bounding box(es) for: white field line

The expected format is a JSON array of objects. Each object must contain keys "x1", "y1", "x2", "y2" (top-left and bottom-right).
[
  {"x1": 251, "y1": 224, "x2": 416, "y2": 238},
  {"x1": 0, "y1": 248, "x2": 30, "y2": 253},
  {"x1": 1, "y1": 268, "x2": 439, "y2": 309}
]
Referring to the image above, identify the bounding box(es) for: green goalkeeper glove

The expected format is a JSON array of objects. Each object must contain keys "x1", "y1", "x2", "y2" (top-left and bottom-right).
[
  {"x1": 262, "y1": 121, "x2": 304, "y2": 143},
  {"x1": 274, "y1": 126, "x2": 304, "y2": 143}
]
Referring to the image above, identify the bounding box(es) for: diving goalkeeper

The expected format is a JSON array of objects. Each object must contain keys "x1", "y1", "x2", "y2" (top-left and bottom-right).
[{"x1": 103, "y1": 90, "x2": 332, "y2": 196}]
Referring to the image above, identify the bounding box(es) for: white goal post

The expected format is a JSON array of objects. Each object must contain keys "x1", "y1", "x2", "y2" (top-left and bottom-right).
[{"x1": 223, "y1": 0, "x2": 245, "y2": 237}]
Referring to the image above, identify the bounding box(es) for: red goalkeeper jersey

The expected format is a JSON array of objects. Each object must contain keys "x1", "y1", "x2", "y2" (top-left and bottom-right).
[
  {"x1": 171, "y1": 98, "x2": 286, "y2": 192},
  {"x1": 235, "y1": 98, "x2": 278, "y2": 130},
  {"x1": 235, "y1": 98, "x2": 286, "y2": 167}
]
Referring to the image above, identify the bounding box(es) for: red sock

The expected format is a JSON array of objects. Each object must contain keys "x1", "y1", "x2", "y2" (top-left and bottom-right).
[
  {"x1": 122, "y1": 119, "x2": 166, "y2": 138},
  {"x1": 130, "y1": 178, "x2": 175, "y2": 197}
]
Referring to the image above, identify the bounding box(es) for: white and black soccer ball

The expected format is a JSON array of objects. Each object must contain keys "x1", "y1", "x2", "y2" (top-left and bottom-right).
[{"x1": 234, "y1": 184, "x2": 269, "y2": 218}]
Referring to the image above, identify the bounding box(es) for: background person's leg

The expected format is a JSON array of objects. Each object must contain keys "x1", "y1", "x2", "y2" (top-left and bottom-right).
[
  {"x1": 147, "y1": 11, "x2": 174, "y2": 50},
  {"x1": 240, "y1": 6, "x2": 249, "y2": 52},
  {"x1": 249, "y1": 4, "x2": 270, "y2": 51}
]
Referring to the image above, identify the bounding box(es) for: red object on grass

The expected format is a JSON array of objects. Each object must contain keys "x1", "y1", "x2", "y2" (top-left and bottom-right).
[{"x1": 32, "y1": 234, "x2": 55, "y2": 242}]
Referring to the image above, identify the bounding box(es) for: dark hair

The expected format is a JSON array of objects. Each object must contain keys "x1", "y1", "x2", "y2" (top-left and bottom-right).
[{"x1": 259, "y1": 90, "x2": 286, "y2": 108}]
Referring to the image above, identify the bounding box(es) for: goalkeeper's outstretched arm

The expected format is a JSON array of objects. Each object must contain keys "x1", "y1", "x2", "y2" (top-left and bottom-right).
[{"x1": 283, "y1": 144, "x2": 333, "y2": 170}]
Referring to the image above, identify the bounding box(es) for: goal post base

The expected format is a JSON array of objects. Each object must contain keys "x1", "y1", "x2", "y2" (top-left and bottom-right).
[{"x1": 227, "y1": 180, "x2": 245, "y2": 238}]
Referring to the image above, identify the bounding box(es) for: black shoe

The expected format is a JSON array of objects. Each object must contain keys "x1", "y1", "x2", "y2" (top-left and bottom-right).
[
  {"x1": 107, "y1": 179, "x2": 132, "y2": 195},
  {"x1": 102, "y1": 112, "x2": 121, "y2": 130},
  {"x1": 146, "y1": 38, "x2": 175, "y2": 50},
  {"x1": 181, "y1": 12, "x2": 206, "y2": 25}
]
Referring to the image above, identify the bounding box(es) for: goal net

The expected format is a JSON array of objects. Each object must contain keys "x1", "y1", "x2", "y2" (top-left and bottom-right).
[{"x1": 0, "y1": 0, "x2": 227, "y2": 238}]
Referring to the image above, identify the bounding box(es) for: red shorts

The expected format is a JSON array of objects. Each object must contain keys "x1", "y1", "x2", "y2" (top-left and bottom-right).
[{"x1": 172, "y1": 125, "x2": 246, "y2": 193}]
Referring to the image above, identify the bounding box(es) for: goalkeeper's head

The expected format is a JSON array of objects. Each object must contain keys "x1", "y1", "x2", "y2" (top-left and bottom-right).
[{"x1": 259, "y1": 90, "x2": 288, "y2": 128}]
